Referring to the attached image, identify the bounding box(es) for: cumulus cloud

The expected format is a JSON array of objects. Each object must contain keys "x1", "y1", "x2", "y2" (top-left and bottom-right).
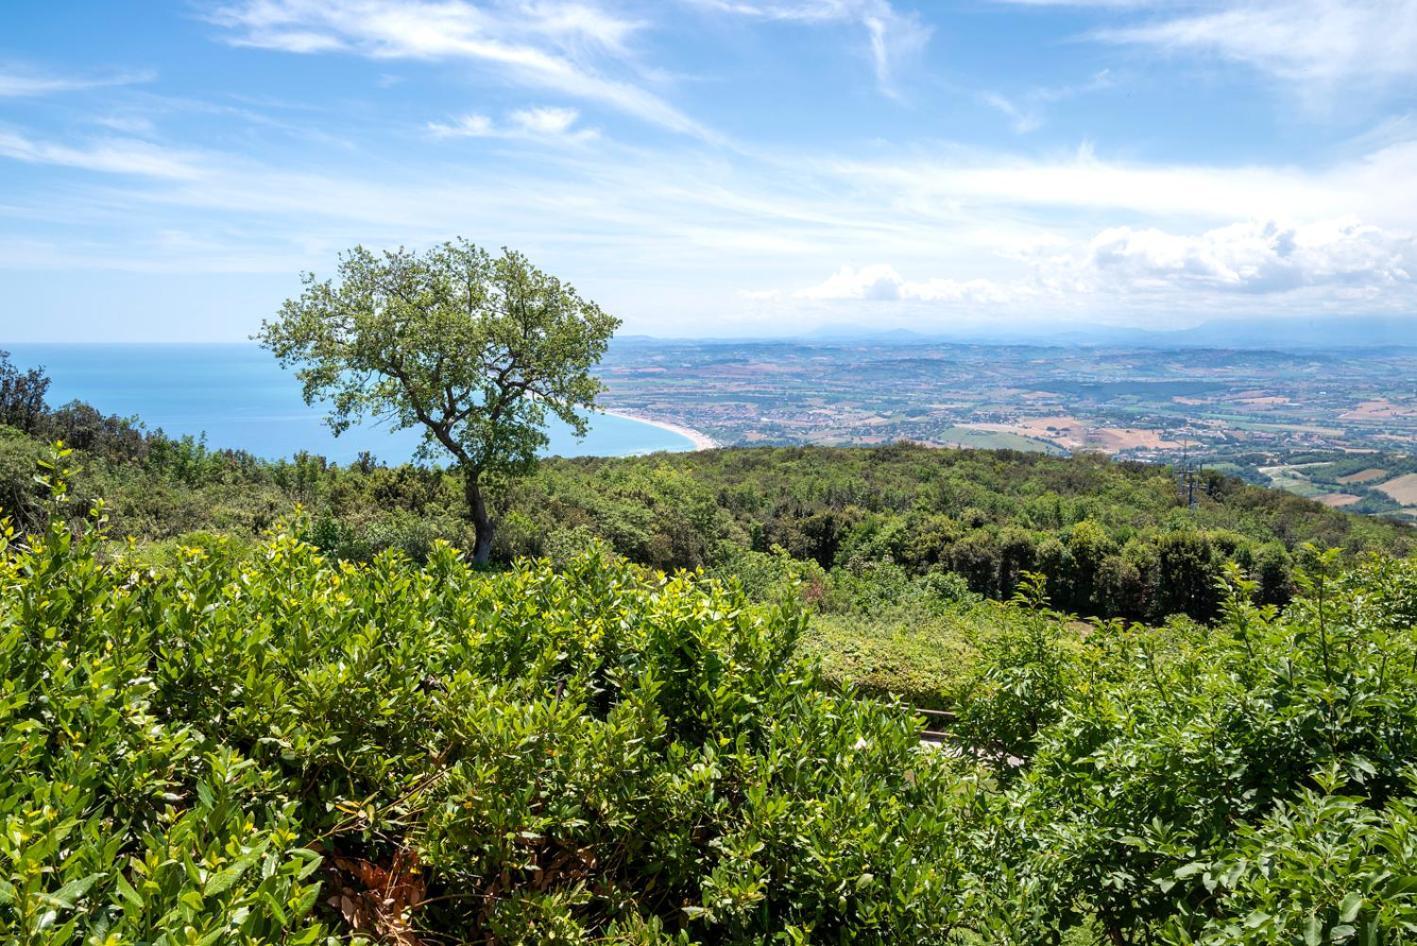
[
  {"x1": 688, "y1": 0, "x2": 930, "y2": 97},
  {"x1": 758, "y1": 219, "x2": 1416, "y2": 315},
  {"x1": 209, "y1": 0, "x2": 714, "y2": 138},
  {"x1": 1079, "y1": 218, "x2": 1416, "y2": 294},
  {"x1": 794, "y1": 263, "x2": 1026, "y2": 303}
]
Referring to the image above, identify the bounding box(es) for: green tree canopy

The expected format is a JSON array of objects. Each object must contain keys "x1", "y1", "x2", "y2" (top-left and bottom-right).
[{"x1": 258, "y1": 240, "x2": 620, "y2": 562}]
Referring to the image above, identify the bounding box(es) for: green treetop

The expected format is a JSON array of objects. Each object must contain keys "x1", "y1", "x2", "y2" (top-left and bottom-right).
[{"x1": 258, "y1": 239, "x2": 620, "y2": 563}]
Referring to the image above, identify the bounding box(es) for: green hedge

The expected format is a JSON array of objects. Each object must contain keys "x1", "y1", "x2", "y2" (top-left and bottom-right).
[
  {"x1": 9, "y1": 450, "x2": 1417, "y2": 944},
  {"x1": 0, "y1": 457, "x2": 968, "y2": 944}
]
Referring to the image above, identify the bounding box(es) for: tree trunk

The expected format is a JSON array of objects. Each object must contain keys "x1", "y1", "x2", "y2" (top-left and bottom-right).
[{"x1": 463, "y1": 469, "x2": 494, "y2": 565}]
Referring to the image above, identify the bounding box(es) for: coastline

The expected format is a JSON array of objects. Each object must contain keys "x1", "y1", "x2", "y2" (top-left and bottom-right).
[{"x1": 602, "y1": 409, "x2": 718, "y2": 451}]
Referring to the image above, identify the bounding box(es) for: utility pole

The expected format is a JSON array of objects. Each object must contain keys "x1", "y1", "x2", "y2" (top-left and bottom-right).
[{"x1": 1179, "y1": 431, "x2": 1196, "y2": 512}]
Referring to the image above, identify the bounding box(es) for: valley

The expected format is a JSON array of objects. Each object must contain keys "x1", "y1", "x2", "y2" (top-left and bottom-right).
[{"x1": 600, "y1": 338, "x2": 1417, "y2": 521}]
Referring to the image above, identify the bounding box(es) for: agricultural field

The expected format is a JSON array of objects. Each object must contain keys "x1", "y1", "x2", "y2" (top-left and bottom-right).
[
  {"x1": 1253, "y1": 453, "x2": 1417, "y2": 521},
  {"x1": 933, "y1": 425, "x2": 1062, "y2": 453},
  {"x1": 598, "y1": 339, "x2": 1417, "y2": 520},
  {"x1": 1378, "y1": 472, "x2": 1417, "y2": 506},
  {"x1": 962, "y1": 415, "x2": 1181, "y2": 452}
]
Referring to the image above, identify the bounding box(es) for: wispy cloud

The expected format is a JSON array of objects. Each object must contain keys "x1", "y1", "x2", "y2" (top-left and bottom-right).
[
  {"x1": 1095, "y1": 0, "x2": 1417, "y2": 88},
  {"x1": 209, "y1": 0, "x2": 716, "y2": 139},
  {"x1": 0, "y1": 65, "x2": 155, "y2": 98},
  {"x1": 427, "y1": 104, "x2": 598, "y2": 141},
  {"x1": 6, "y1": 7, "x2": 1417, "y2": 331},
  {"x1": 92, "y1": 114, "x2": 159, "y2": 135},
  {"x1": 990, "y1": 0, "x2": 1162, "y2": 7},
  {"x1": 688, "y1": 0, "x2": 931, "y2": 98},
  {"x1": 980, "y1": 70, "x2": 1113, "y2": 134},
  {"x1": 427, "y1": 113, "x2": 496, "y2": 138},
  {"x1": 827, "y1": 140, "x2": 1417, "y2": 228},
  {"x1": 0, "y1": 130, "x2": 203, "y2": 179},
  {"x1": 999, "y1": 0, "x2": 1417, "y2": 96}
]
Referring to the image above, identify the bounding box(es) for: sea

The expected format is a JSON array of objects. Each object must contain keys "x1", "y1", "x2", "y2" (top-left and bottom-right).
[{"x1": 4, "y1": 344, "x2": 693, "y2": 463}]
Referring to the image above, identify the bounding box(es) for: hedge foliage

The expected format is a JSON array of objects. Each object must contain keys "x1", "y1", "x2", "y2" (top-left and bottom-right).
[
  {"x1": 959, "y1": 553, "x2": 1417, "y2": 944},
  {"x1": 8, "y1": 448, "x2": 1417, "y2": 944},
  {"x1": 1, "y1": 450, "x2": 969, "y2": 944}
]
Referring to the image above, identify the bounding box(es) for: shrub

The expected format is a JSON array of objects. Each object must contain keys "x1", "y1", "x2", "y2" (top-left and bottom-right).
[
  {"x1": 963, "y1": 553, "x2": 1417, "y2": 943},
  {"x1": 0, "y1": 462, "x2": 971, "y2": 944}
]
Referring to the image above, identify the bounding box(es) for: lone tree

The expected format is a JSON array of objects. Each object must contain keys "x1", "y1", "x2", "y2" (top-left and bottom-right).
[{"x1": 258, "y1": 240, "x2": 620, "y2": 564}]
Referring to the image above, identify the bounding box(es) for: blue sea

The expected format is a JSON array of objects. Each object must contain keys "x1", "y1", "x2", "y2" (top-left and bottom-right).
[{"x1": 4, "y1": 344, "x2": 692, "y2": 463}]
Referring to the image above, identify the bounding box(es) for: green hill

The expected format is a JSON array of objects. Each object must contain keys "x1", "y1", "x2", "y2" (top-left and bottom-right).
[
  {"x1": 5, "y1": 453, "x2": 1417, "y2": 944},
  {"x1": 5, "y1": 419, "x2": 1407, "y2": 623}
]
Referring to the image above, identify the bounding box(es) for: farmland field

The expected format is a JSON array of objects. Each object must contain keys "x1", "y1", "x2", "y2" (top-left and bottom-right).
[
  {"x1": 1378, "y1": 473, "x2": 1417, "y2": 505},
  {"x1": 598, "y1": 339, "x2": 1417, "y2": 521}
]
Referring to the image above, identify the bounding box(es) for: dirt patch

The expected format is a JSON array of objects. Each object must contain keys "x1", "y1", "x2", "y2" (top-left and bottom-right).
[
  {"x1": 1088, "y1": 427, "x2": 1182, "y2": 451},
  {"x1": 1341, "y1": 399, "x2": 1417, "y2": 421},
  {"x1": 964, "y1": 416, "x2": 1181, "y2": 454},
  {"x1": 1318, "y1": 492, "x2": 1361, "y2": 508},
  {"x1": 1377, "y1": 473, "x2": 1417, "y2": 505},
  {"x1": 1235, "y1": 395, "x2": 1291, "y2": 409},
  {"x1": 1338, "y1": 467, "x2": 1388, "y2": 485}
]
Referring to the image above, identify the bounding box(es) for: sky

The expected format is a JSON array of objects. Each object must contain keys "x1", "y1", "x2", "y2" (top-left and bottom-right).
[{"x1": 2, "y1": 0, "x2": 1417, "y2": 341}]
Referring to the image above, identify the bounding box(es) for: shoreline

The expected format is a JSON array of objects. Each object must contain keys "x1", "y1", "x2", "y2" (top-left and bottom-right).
[{"x1": 602, "y1": 409, "x2": 718, "y2": 452}]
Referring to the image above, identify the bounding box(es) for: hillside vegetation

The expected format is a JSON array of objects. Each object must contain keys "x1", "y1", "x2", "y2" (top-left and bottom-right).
[
  {"x1": 2, "y1": 414, "x2": 1409, "y2": 627},
  {"x1": 6, "y1": 451, "x2": 1417, "y2": 944},
  {"x1": 3, "y1": 454, "x2": 957, "y2": 944}
]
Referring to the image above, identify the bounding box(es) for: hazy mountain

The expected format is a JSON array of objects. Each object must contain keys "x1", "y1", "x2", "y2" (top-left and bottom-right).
[{"x1": 614, "y1": 316, "x2": 1417, "y2": 352}]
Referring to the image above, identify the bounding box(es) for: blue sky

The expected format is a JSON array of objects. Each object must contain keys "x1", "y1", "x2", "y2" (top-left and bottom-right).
[{"x1": 2, "y1": 0, "x2": 1416, "y2": 340}]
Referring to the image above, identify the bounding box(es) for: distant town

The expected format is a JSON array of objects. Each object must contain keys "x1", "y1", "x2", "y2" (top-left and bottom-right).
[{"x1": 600, "y1": 338, "x2": 1417, "y2": 524}]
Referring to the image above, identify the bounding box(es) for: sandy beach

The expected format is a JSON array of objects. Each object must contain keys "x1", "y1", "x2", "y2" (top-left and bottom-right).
[{"x1": 602, "y1": 409, "x2": 718, "y2": 451}]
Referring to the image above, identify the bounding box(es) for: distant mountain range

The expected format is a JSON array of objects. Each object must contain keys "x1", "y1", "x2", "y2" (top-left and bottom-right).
[
  {"x1": 1047, "y1": 316, "x2": 1417, "y2": 350},
  {"x1": 619, "y1": 316, "x2": 1417, "y2": 352}
]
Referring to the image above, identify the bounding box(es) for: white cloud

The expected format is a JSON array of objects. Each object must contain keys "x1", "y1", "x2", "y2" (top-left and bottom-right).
[
  {"x1": 1078, "y1": 217, "x2": 1416, "y2": 294},
  {"x1": 979, "y1": 70, "x2": 1113, "y2": 134},
  {"x1": 511, "y1": 105, "x2": 581, "y2": 134},
  {"x1": 830, "y1": 139, "x2": 1417, "y2": 230},
  {"x1": 0, "y1": 66, "x2": 155, "y2": 98},
  {"x1": 688, "y1": 0, "x2": 930, "y2": 97},
  {"x1": 427, "y1": 113, "x2": 497, "y2": 138},
  {"x1": 980, "y1": 92, "x2": 1042, "y2": 134},
  {"x1": 427, "y1": 105, "x2": 597, "y2": 141},
  {"x1": 0, "y1": 131, "x2": 203, "y2": 179},
  {"x1": 1082, "y1": 0, "x2": 1417, "y2": 91},
  {"x1": 794, "y1": 263, "x2": 1028, "y2": 303},
  {"x1": 92, "y1": 114, "x2": 159, "y2": 135},
  {"x1": 745, "y1": 217, "x2": 1416, "y2": 316},
  {"x1": 7, "y1": 82, "x2": 1417, "y2": 328},
  {"x1": 210, "y1": 0, "x2": 715, "y2": 138},
  {"x1": 992, "y1": 0, "x2": 1154, "y2": 5}
]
